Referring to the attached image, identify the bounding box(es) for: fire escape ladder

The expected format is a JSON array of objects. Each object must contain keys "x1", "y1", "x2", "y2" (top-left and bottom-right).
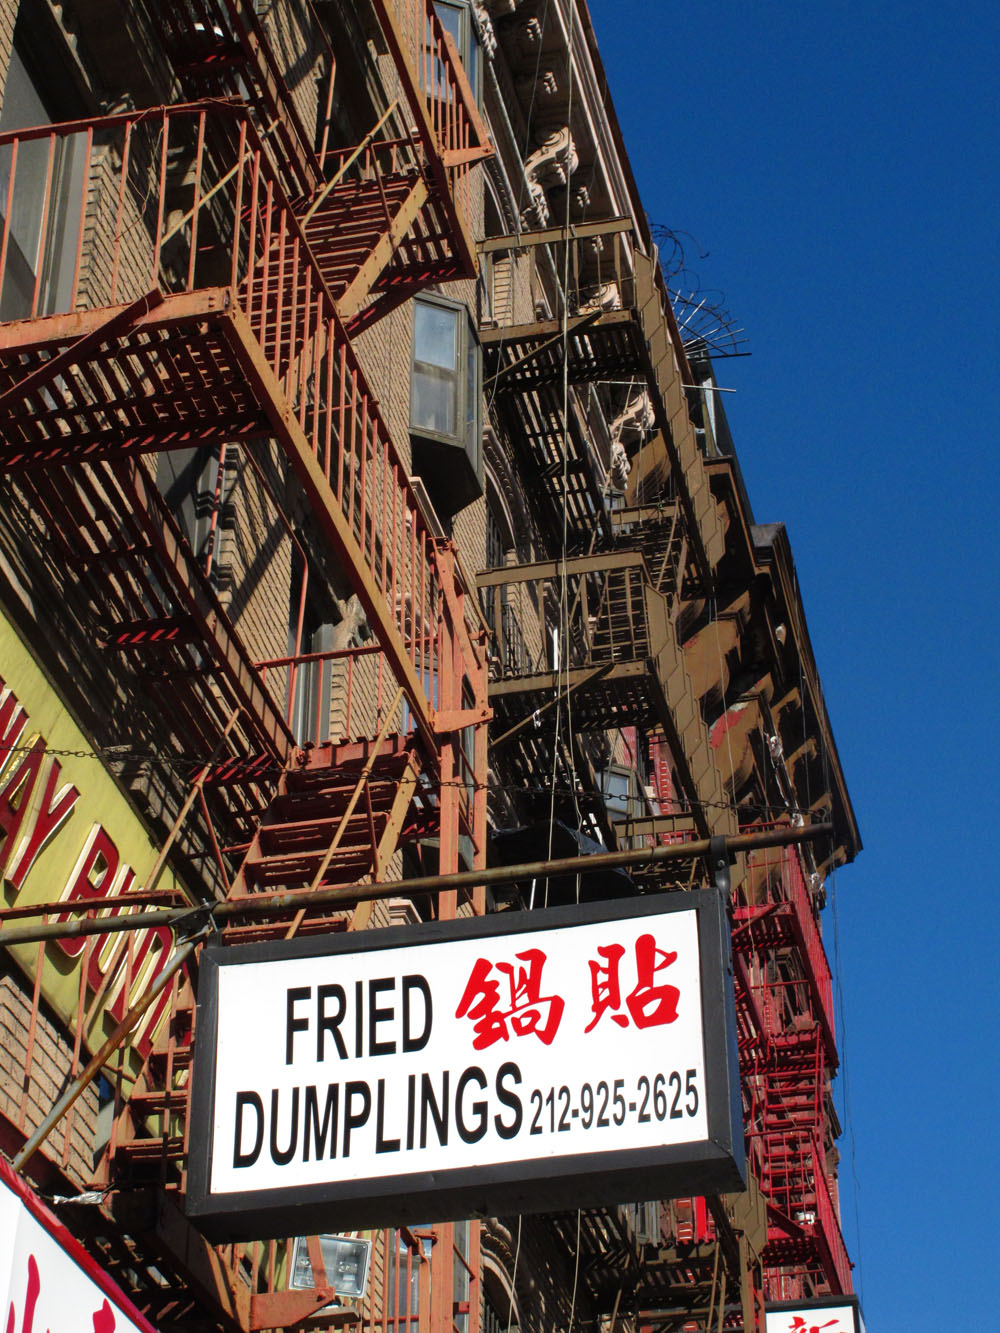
[
  {"x1": 111, "y1": 978, "x2": 196, "y2": 1183},
  {"x1": 223, "y1": 735, "x2": 428, "y2": 940},
  {"x1": 254, "y1": 0, "x2": 493, "y2": 331},
  {"x1": 733, "y1": 843, "x2": 851, "y2": 1296},
  {"x1": 300, "y1": 168, "x2": 431, "y2": 324}
]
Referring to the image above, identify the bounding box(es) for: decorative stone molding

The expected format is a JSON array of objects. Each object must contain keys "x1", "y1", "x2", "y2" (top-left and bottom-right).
[
  {"x1": 515, "y1": 66, "x2": 558, "y2": 100},
  {"x1": 609, "y1": 441, "x2": 630, "y2": 490},
  {"x1": 472, "y1": 2, "x2": 498, "y2": 61},
  {"x1": 520, "y1": 184, "x2": 550, "y2": 228},
  {"x1": 513, "y1": 15, "x2": 542, "y2": 59},
  {"x1": 575, "y1": 280, "x2": 621, "y2": 315},
  {"x1": 524, "y1": 125, "x2": 578, "y2": 190},
  {"x1": 610, "y1": 388, "x2": 654, "y2": 441},
  {"x1": 483, "y1": 0, "x2": 520, "y2": 16}
]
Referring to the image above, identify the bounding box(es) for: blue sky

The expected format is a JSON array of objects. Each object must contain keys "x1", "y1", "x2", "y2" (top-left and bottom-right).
[{"x1": 586, "y1": 1, "x2": 1000, "y2": 1326}]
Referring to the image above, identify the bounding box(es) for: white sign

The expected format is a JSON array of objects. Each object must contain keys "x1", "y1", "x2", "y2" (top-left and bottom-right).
[
  {"x1": 188, "y1": 892, "x2": 742, "y2": 1236},
  {"x1": 1, "y1": 1159, "x2": 155, "y2": 1332},
  {"x1": 765, "y1": 1302, "x2": 863, "y2": 1333}
]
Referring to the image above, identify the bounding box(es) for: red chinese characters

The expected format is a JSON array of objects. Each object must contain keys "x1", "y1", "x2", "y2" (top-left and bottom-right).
[
  {"x1": 585, "y1": 933, "x2": 680, "y2": 1033},
  {"x1": 455, "y1": 932, "x2": 682, "y2": 1046},
  {"x1": 5, "y1": 1254, "x2": 118, "y2": 1333},
  {"x1": 455, "y1": 948, "x2": 565, "y2": 1048}
]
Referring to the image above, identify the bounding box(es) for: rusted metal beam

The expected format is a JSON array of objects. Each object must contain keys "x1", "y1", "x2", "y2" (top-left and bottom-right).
[
  {"x1": 0, "y1": 824, "x2": 834, "y2": 945},
  {"x1": 478, "y1": 216, "x2": 634, "y2": 253},
  {"x1": 477, "y1": 548, "x2": 645, "y2": 587}
]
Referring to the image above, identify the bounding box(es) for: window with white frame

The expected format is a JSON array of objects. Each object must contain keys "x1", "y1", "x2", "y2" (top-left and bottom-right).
[{"x1": 410, "y1": 295, "x2": 483, "y2": 515}]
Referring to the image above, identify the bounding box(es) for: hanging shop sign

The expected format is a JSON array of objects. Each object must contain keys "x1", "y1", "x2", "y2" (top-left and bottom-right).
[
  {"x1": 765, "y1": 1297, "x2": 865, "y2": 1333},
  {"x1": 1, "y1": 1156, "x2": 158, "y2": 1332},
  {"x1": 1, "y1": 612, "x2": 185, "y2": 1059},
  {"x1": 187, "y1": 889, "x2": 744, "y2": 1238}
]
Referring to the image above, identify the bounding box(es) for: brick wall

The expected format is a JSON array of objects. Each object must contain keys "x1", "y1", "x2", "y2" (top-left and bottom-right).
[{"x1": 0, "y1": 966, "x2": 99, "y2": 1188}]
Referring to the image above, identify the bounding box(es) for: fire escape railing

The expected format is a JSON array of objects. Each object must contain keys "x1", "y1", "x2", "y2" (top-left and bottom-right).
[
  {"x1": 377, "y1": 0, "x2": 489, "y2": 234},
  {"x1": 0, "y1": 103, "x2": 485, "y2": 751},
  {"x1": 735, "y1": 842, "x2": 836, "y2": 1057}
]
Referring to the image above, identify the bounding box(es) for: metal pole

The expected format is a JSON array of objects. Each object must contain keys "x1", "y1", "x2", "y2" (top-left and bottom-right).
[
  {"x1": 0, "y1": 823, "x2": 832, "y2": 946},
  {"x1": 11, "y1": 938, "x2": 197, "y2": 1174}
]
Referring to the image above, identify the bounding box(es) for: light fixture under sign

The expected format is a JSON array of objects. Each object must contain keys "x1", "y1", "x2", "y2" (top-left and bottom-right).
[{"x1": 289, "y1": 1235, "x2": 372, "y2": 1303}]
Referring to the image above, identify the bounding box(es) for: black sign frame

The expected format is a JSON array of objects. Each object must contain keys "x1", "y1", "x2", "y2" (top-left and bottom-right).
[{"x1": 186, "y1": 889, "x2": 744, "y2": 1240}]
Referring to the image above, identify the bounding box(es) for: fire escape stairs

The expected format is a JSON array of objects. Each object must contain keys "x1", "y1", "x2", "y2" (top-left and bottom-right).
[
  {"x1": 223, "y1": 736, "x2": 427, "y2": 934},
  {"x1": 297, "y1": 172, "x2": 432, "y2": 329}
]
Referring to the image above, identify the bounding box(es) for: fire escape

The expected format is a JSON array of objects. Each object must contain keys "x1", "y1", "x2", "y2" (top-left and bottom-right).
[
  {"x1": 733, "y1": 841, "x2": 852, "y2": 1300},
  {"x1": 477, "y1": 223, "x2": 768, "y2": 1328},
  {"x1": 478, "y1": 227, "x2": 730, "y2": 843},
  {"x1": 0, "y1": 1, "x2": 490, "y2": 1328}
]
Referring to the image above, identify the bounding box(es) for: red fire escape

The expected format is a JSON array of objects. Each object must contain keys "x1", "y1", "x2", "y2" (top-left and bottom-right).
[
  {"x1": 642, "y1": 742, "x2": 851, "y2": 1317},
  {"x1": 733, "y1": 839, "x2": 852, "y2": 1301},
  {"x1": 0, "y1": 1, "x2": 491, "y2": 1324}
]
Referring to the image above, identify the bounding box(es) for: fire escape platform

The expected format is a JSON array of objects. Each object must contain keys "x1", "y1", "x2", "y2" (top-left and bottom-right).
[
  {"x1": 489, "y1": 659, "x2": 671, "y2": 733},
  {"x1": 545, "y1": 1206, "x2": 644, "y2": 1309},
  {"x1": 480, "y1": 310, "x2": 649, "y2": 391},
  {"x1": 0, "y1": 293, "x2": 265, "y2": 466},
  {"x1": 0, "y1": 286, "x2": 452, "y2": 751},
  {"x1": 610, "y1": 504, "x2": 693, "y2": 610}
]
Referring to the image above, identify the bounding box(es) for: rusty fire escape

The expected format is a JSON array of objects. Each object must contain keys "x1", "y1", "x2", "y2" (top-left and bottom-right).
[{"x1": 0, "y1": 0, "x2": 491, "y2": 1327}]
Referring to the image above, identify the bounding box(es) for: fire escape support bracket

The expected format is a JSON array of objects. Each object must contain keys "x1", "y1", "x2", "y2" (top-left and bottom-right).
[
  {"x1": 249, "y1": 1288, "x2": 358, "y2": 1330},
  {"x1": 222, "y1": 302, "x2": 438, "y2": 753},
  {"x1": 708, "y1": 834, "x2": 731, "y2": 895}
]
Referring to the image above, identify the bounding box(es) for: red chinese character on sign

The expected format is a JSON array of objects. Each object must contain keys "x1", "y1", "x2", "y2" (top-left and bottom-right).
[
  {"x1": 6, "y1": 1254, "x2": 118, "y2": 1333},
  {"x1": 788, "y1": 1320, "x2": 842, "y2": 1333},
  {"x1": 584, "y1": 932, "x2": 680, "y2": 1033},
  {"x1": 456, "y1": 948, "x2": 565, "y2": 1048}
]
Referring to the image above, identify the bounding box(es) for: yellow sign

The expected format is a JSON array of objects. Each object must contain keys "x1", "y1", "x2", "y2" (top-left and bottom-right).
[{"x1": 1, "y1": 612, "x2": 184, "y2": 1057}]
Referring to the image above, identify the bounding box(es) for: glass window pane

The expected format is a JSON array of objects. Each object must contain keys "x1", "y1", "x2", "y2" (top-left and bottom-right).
[
  {"x1": 413, "y1": 363, "x2": 457, "y2": 435},
  {"x1": 0, "y1": 48, "x2": 85, "y2": 319},
  {"x1": 414, "y1": 300, "x2": 458, "y2": 370},
  {"x1": 434, "y1": 2, "x2": 463, "y2": 49}
]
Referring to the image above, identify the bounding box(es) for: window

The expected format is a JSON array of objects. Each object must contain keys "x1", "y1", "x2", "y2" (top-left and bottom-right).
[
  {"x1": 599, "y1": 765, "x2": 641, "y2": 821},
  {"x1": 412, "y1": 299, "x2": 462, "y2": 437},
  {"x1": 287, "y1": 551, "x2": 335, "y2": 746},
  {"x1": 410, "y1": 295, "x2": 483, "y2": 516},
  {"x1": 433, "y1": 1, "x2": 480, "y2": 103},
  {"x1": 0, "y1": 41, "x2": 86, "y2": 319}
]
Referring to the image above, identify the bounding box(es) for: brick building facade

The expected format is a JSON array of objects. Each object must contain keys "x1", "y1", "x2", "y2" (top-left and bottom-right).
[{"x1": 0, "y1": 2, "x2": 861, "y2": 1330}]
